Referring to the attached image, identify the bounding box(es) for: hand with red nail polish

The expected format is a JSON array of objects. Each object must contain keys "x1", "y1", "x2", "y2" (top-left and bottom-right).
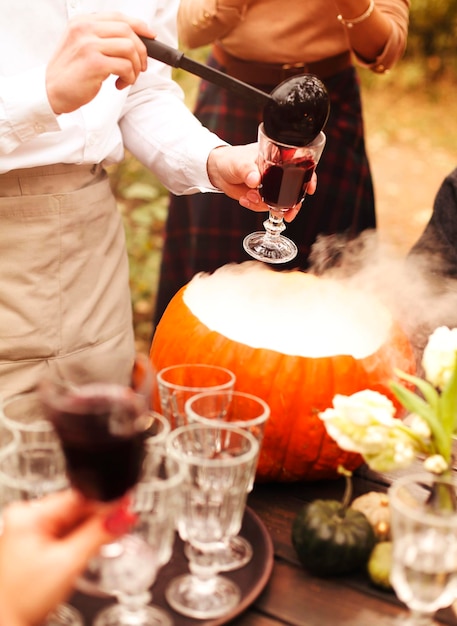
[{"x1": 0, "y1": 489, "x2": 128, "y2": 626}]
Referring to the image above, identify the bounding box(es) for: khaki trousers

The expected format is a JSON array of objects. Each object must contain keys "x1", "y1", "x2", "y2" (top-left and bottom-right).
[{"x1": 0, "y1": 164, "x2": 134, "y2": 398}]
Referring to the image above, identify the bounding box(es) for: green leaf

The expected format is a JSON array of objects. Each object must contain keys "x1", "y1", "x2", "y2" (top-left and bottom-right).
[
  {"x1": 389, "y1": 381, "x2": 450, "y2": 459},
  {"x1": 441, "y1": 352, "x2": 457, "y2": 433},
  {"x1": 394, "y1": 369, "x2": 440, "y2": 413},
  {"x1": 389, "y1": 380, "x2": 435, "y2": 419}
]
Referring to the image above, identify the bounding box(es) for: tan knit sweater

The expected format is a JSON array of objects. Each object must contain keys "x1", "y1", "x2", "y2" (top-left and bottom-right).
[{"x1": 178, "y1": 0, "x2": 410, "y2": 73}]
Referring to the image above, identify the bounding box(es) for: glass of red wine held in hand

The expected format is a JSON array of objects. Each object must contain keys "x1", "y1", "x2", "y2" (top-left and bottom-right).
[
  {"x1": 37, "y1": 357, "x2": 152, "y2": 579},
  {"x1": 243, "y1": 123, "x2": 326, "y2": 264}
]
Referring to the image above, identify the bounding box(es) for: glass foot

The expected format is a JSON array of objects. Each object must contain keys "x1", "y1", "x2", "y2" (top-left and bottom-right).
[
  {"x1": 93, "y1": 603, "x2": 173, "y2": 626},
  {"x1": 243, "y1": 231, "x2": 298, "y2": 264},
  {"x1": 165, "y1": 573, "x2": 240, "y2": 619},
  {"x1": 45, "y1": 603, "x2": 83, "y2": 626},
  {"x1": 185, "y1": 536, "x2": 253, "y2": 572},
  {"x1": 218, "y1": 536, "x2": 253, "y2": 572}
]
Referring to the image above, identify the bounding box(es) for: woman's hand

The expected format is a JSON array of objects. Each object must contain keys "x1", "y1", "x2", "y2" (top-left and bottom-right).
[{"x1": 0, "y1": 489, "x2": 133, "y2": 626}]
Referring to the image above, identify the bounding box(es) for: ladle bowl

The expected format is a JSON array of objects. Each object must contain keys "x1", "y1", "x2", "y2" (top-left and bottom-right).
[{"x1": 263, "y1": 75, "x2": 330, "y2": 146}]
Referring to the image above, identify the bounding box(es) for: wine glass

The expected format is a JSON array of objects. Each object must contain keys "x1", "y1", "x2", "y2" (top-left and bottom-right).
[
  {"x1": 76, "y1": 410, "x2": 171, "y2": 596},
  {"x1": 36, "y1": 352, "x2": 154, "y2": 601},
  {"x1": 184, "y1": 390, "x2": 270, "y2": 571},
  {"x1": 0, "y1": 391, "x2": 81, "y2": 626},
  {"x1": 243, "y1": 123, "x2": 326, "y2": 264},
  {"x1": 39, "y1": 380, "x2": 148, "y2": 502},
  {"x1": 165, "y1": 423, "x2": 259, "y2": 619},
  {"x1": 156, "y1": 364, "x2": 236, "y2": 429},
  {"x1": 93, "y1": 455, "x2": 184, "y2": 626},
  {"x1": 389, "y1": 472, "x2": 457, "y2": 625}
]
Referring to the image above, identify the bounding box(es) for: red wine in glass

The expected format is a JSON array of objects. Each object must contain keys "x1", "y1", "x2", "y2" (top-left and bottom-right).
[
  {"x1": 261, "y1": 155, "x2": 315, "y2": 209},
  {"x1": 40, "y1": 382, "x2": 148, "y2": 502}
]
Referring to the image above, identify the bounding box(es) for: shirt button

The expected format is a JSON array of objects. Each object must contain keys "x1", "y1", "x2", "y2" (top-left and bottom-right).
[
  {"x1": 374, "y1": 64, "x2": 386, "y2": 73},
  {"x1": 34, "y1": 123, "x2": 45, "y2": 133}
]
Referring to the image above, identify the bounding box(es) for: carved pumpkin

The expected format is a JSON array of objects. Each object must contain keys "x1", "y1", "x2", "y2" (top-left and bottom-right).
[{"x1": 150, "y1": 262, "x2": 415, "y2": 482}]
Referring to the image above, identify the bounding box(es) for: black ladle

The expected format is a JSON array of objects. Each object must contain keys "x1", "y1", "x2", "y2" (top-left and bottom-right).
[
  {"x1": 139, "y1": 37, "x2": 272, "y2": 108},
  {"x1": 139, "y1": 37, "x2": 330, "y2": 146}
]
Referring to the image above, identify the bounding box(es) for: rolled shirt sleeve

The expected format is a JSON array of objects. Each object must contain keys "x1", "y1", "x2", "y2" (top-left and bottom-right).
[
  {"x1": 0, "y1": 65, "x2": 60, "y2": 154},
  {"x1": 119, "y1": 63, "x2": 227, "y2": 195}
]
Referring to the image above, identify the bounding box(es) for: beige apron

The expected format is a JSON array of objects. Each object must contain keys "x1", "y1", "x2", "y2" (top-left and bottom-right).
[{"x1": 0, "y1": 164, "x2": 135, "y2": 398}]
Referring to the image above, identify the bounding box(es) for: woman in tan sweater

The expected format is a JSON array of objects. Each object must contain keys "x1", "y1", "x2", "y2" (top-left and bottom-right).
[{"x1": 154, "y1": 0, "x2": 410, "y2": 326}]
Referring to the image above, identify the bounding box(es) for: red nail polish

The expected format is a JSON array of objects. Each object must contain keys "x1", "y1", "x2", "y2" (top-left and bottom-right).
[{"x1": 104, "y1": 506, "x2": 138, "y2": 535}]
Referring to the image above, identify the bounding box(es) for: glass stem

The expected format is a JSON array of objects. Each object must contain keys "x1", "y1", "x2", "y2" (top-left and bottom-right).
[
  {"x1": 187, "y1": 544, "x2": 220, "y2": 582},
  {"x1": 263, "y1": 210, "x2": 286, "y2": 240},
  {"x1": 116, "y1": 590, "x2": 151, "y2": 613}
]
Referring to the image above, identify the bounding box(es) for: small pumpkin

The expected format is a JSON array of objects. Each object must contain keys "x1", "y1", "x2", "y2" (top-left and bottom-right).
[
  {"x1": 150, "y1": 262, "x2": 415, "y2": 482},
  {"x1": 291, "y1": 472, "x2": 376, "y2": 576},
  {"x1": 367, "y1": 541, "x2": 393, "y2": 590},
  {"x1": 351, "y1": 492, "x2": 391, "y2": 541}
]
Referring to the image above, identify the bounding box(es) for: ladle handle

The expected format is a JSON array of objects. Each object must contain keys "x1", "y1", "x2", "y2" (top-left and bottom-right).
[{"x1": 139, "y1": 37, "x2": 273, "y2": 108}]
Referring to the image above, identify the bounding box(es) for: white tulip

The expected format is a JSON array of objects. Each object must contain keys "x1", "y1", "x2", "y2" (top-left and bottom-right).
[{"x1": 422, "y1": 326, "x2": 457, "y2": 390}]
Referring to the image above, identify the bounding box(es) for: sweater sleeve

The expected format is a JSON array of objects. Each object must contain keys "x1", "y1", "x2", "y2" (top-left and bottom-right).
[
  {"x1": 353, "y1": 0, "x2": 410, "y2": 72},
  {"x1": 178, "y1": 0, "x2": 248, "y2": 49}
]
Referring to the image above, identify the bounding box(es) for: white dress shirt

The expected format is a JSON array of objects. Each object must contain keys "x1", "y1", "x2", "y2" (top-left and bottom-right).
[{"x1": 0, "y1": 0, "x2": 226, "y2": 194}]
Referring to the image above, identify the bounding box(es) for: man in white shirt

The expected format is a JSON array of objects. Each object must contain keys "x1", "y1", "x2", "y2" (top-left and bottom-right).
[{"x1": 0, "y1": 3, "x2": 298, "y2": 395}]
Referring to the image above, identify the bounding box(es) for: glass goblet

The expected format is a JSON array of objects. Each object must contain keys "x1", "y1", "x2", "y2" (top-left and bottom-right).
[
  {"x1": 77, "y1": 411, "x2": 171, "y2": 596},
  {"x1": 0, "y1": 425, "x2": 19, "y2": 462},
  {"x1": 38, "y1": 378, "x2": 149, "y2": 502},
  {"x1": 165, "y1": 423, "x2": 259, "y2": 619},
  {"x1": 243, "y1": 123, "x2": 326, "y2": 264},
  {"x1": 389, "y1": 472, "x2": 457, "y2": 625},
  {"x1": 93, "y1": 456, "x2": 183, "y2": 626},
  {"x1": 0, "y1": 391, "x2": 80, "y2": 626},
  {"x1": 0, "y1": 390, "x2": 68, "y2": 497},
  {"x1": 156, "y1": 363, "x2": 236, "y2": 429},
  {"x1": 184, "y1": 390, "x2": 270, "y2": 571}
]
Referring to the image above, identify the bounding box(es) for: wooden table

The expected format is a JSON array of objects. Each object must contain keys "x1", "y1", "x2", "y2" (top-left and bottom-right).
[{"x1": 71, "y1": 467, "x2": 457, "y2": 626}]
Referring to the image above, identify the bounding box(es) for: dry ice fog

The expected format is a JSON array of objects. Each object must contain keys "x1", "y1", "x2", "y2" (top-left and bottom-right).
[
  {"x1": 184, "y1": 228, "x2": 457, "y2": 368},
  {"x1": 308, "y1": 228, "x2": 457, "y2": 363}
]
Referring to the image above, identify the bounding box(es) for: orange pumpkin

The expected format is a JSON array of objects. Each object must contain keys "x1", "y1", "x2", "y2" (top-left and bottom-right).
[{"x1": 150, "y1": 263, "x2": 415, "y2": 482}]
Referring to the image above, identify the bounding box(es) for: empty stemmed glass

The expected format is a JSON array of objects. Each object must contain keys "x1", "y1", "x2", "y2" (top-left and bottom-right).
[
  {"x1": 156, "y1": 363, "x2": 236, "y2": 429},
  {"x1": 0, "y1": 390, "x2": 69, "y2": 498},
  {"x1": 389, "y1": 472, "x2": 457, "y2": 625},
  {"x1": 93, "y1": 455, "x2": 184, "y2": 626},
  {"x1": 0, "y1": 391, "x2": 81, "y2": 626},
  {"x1": 185, "y1": 390, "x2": 270, "y2": 571},
  {"x1": 243, "y1": 123, "x2": 326, "y2": 264},
  {"x1": 165, "y1": 423, "x2": 259, "y2": 619}
]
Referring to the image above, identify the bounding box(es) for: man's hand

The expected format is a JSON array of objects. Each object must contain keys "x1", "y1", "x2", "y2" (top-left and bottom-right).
[
  {"x1": 46, "y1": 12, "x2": 155, "y2": 115},
  {"x1": 207, "y1": 143, "x2": 317, "y2": 222}
]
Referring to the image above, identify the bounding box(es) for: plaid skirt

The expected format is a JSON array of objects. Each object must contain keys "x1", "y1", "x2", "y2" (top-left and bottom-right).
[{"x1": 154, "y1": 56, "x2": 375, "y2": 326}]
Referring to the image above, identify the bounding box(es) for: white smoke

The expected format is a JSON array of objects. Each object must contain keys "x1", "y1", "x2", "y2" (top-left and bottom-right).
[
  {"x1": 184, "y1": 260, "x2": 394, "y2": 359},
  {"x1": 308, "y1": 229, "x2": 457, "y2": 364}
]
